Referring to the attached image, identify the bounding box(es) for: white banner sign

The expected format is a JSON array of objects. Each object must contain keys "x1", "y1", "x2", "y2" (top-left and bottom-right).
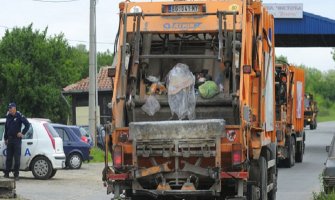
[
  {"x1": 296, "y1": 81, "x2": 303, "y2": 119},
  {"x1": 265, "y1": 3, "x2": 303, "y2": 19}
]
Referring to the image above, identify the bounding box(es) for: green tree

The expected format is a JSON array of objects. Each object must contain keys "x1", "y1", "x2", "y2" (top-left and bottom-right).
[
  {"x1": 68, "y1": 45, "x2": 114, "y2": 77},
  {"x1": 276, "y1": 55, "x2": 288, "y2": 64},
  {"x1": 69, "y1": 44, "x2": 89, "y2": 78},
  {"x1": 97, "y1": 49, "x2": 114, "y2": 70},
  {"x1": 300, "y1": 66, "x2": 323, "y2": 95},
  {"x1": 0, "y1": 24, "x2": 82, "y2": 122}
]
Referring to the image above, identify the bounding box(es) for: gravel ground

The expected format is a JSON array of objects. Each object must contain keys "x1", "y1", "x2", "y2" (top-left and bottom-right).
[{"x1": 10, "y1": 163, "x2": 112, "y2": 200}]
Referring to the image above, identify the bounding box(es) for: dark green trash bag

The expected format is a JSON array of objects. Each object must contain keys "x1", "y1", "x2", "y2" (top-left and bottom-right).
[{"x1": 199, "y1": 81, "x2": 219, "y2": 99}]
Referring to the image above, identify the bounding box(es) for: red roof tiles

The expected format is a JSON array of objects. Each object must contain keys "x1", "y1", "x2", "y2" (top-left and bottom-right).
[{"x1": 63, "y1": 66, "x2": 113, "y2": 93}]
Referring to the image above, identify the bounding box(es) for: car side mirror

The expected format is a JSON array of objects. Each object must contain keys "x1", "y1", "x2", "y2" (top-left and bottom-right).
[{"x1": 326, "y1": 146, "x2": 330, "y2": 152}]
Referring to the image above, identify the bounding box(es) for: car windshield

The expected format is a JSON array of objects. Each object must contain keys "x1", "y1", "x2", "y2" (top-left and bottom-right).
[{"x1": 44, "y1": 123, "x2": 60, "y2": 138}]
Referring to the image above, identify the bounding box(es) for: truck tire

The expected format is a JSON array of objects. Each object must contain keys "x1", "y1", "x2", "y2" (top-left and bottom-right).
[
  {"x1": 247, "y1": 185, "x2": 259, "y2": 200},
  {"x1": 310, "y1": 123, "x2": 314, "y2": 130},
  {"x1": 259, "y1": 156, "x2": 268, "y2": 200},
  {"x1": 284, "y1": 136, "x2": 295, "y2": 168},
  {"x1": 249, "y1": 157, "x2": 268, "y2": 200},
  {"x1": 295, "y1": 141, "x2": 304, "y2": 163},
  {"x1": 268, "y1": 161, "x2": 277, "y2": 200},
  {"x1": 310, "y1": 120, "x2": 317, "y2": 130}
]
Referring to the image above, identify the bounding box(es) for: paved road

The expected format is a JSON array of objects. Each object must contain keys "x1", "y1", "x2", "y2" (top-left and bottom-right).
[
  {"x1": 277, "y1": 121, "x2": 335, "y2": 200},
  {"x1": 9, "y1": 122, "x2": 335, "y2": 200}
]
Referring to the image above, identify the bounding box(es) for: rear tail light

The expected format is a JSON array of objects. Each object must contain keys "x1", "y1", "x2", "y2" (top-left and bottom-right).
[
  {"x1": 43, "y1": 124, "x2": 55, "y2": 150},
  {"x1": 113, "y1": 145, "x2": 123, "y2": 169},
  {"x1": 81, "y1": 136, "x2": 88, "y2": 143},
  {"x1": 232, "y1": 143, "x2": 242, "y2": 166}
]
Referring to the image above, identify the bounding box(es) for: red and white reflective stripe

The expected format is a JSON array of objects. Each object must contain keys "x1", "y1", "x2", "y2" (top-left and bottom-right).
[
  {"x1": 220, "y1": 172, "x2": 249, "y2": 179},
  {"x1": 107, "y1": 173, "x2": 128, "y2": 180}
]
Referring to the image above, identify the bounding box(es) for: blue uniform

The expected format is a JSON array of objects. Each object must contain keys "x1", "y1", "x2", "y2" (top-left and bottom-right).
[{"x1": 4, "y1": 111, "x2": 30, "y2": 177}]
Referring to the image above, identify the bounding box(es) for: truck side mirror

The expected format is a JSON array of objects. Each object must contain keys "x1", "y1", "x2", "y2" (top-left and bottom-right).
[{"x1": 326, "y1": 146, "x2": 330, "y2": 153}]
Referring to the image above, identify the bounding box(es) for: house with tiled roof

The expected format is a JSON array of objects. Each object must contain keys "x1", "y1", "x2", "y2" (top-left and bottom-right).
[{"x1": 62, "y1": 66, "x2": 113, "y2": 125}]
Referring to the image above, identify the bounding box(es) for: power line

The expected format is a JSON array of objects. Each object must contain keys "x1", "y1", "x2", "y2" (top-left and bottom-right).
[
  {"x1": 68, "y1": 39, "x2": 114, "y2": 45},
  {"x1": 0, "y1": 25, "x2": 12, "y2": 29}
]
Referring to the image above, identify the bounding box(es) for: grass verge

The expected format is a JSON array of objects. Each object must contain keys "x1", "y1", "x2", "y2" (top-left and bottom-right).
[
  {"x1": 90, "y1": 147, "x2": 111, "y2": 163},
  {"x1": 317, "y1": 106, "x2": 335, "y2": 122},
  {"x1": 313, "y1": 191, "x2": 335, "y2": 200}
]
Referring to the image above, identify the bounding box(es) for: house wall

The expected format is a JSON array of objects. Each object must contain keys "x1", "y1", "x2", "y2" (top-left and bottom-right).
[{"x1": 71, "y1": 91, "x2": 112, "y2": 125}]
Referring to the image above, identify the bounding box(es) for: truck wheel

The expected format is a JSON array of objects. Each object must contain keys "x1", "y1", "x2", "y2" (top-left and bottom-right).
[
  {"x1": 310, "y1": 124, "x2": 314, "y2": 130},
  {"x1": 259, "y1": 156, "x2": 268, "y2": 200},
  {"x1": 295, "y1": 141, "x2": 304, "y2": 163},
  {"x1": 310, "y1": 121, "x2": 317, "y2": 130},
  {"x1": 268, "y1": 160, "x2": 277, "y2": 200},
  {"x1": 284, "y1": 136, "x2": 295, "y2": 168}
]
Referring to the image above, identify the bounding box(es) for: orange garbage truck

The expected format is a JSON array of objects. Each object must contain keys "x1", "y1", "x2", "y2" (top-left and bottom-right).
[
  {"x1": 103, "y1": 0, "x2": 277, "y2": 199},
  {"x1": 275, "y1": 63, "x2": 305, "y2": 168}
]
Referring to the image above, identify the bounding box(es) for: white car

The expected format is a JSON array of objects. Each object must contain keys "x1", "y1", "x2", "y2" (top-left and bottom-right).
[{"x1": 0, "y1": 118, "x2": 66, "y2": 179}]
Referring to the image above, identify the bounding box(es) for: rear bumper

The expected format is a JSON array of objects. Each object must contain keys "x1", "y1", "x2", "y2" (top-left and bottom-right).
[
  {"x1": 83, "y1": 154, "x2": 93, "y2": 162},
  {"x1": 107, "y1": 171, "x2": 248, "y2": 181},
  {"x1": 107, "y1": 171, "x2": 248, "y2": 198},
  {"x1": 133, "y1": 189, "x2": 216, "y2": 198},
  {"x1": 51, "y1": 153, "x2": 66, "y2": 169}
]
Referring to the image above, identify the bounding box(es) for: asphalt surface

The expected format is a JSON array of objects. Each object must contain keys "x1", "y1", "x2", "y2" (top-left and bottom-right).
[
  {"x1": 6, "y1": 122, "x2": 334, "y2": 200},
  {"x1": 277, "y1": 121, "x2": 335, "y2": 200}
]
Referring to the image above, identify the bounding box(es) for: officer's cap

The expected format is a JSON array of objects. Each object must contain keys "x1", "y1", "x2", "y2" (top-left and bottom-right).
[{"x1": 8, "y1": 103, "x2": 16, "y2": 109}]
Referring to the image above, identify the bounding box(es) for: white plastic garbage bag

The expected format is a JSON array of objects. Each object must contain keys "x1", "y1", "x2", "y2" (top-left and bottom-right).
[
  {"x1": 141, "y1": 95, "x2": 161, "y2": 116},
  {"x1": 167, "y1": 63, "x2": 196, "y2": 120}
]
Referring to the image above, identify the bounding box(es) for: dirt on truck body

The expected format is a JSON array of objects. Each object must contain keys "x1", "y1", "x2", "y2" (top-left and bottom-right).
[{"x1": 103, "y1": 0, "x2": 277, "y2": 199}]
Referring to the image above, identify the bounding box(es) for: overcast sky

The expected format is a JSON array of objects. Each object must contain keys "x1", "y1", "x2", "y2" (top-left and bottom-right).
[{"x1": 0, "y1": 0, "x2": 334, "y2": 71}]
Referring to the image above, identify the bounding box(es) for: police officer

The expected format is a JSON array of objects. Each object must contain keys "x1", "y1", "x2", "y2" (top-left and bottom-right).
[{"x1": 4, "y1": 103, "x2": 30, "y2": 180}]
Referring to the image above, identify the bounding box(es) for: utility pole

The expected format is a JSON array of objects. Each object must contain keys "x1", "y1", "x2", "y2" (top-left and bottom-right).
[{"x1": 89, "y1": 0, "x2": 97, "y2": 147}]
